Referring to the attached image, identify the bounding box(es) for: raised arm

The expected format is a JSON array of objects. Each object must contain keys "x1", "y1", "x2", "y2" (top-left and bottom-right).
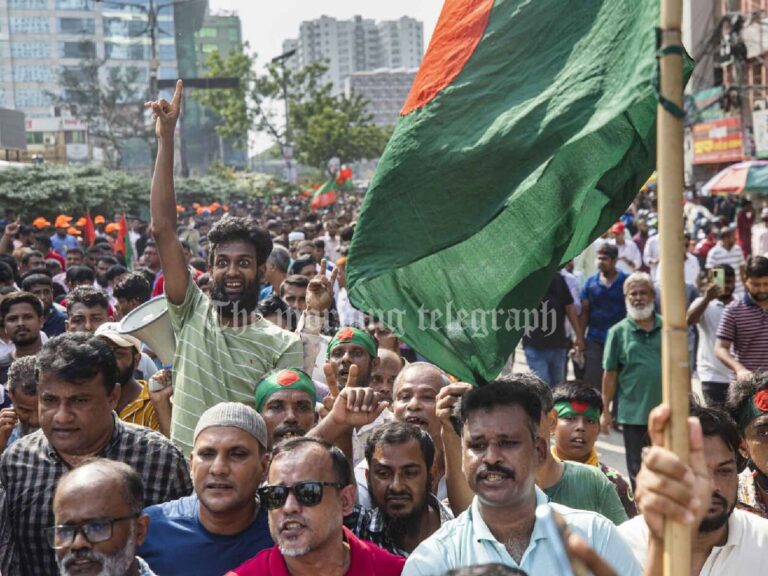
[{"x1": 146, "y1": 80, "x2": 189, "y2": 305}]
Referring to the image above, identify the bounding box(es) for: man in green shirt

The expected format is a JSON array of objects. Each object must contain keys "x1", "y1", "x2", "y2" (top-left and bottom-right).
[
  {"x1": 147, "y1": 83, "x2": 303, "y2": 455},
  {"x1": 525, "y1": 375, "x2": 628, "y2": 525},
  {"x1": 601, "y1": 271, "x2": 662, "y2": 488}
]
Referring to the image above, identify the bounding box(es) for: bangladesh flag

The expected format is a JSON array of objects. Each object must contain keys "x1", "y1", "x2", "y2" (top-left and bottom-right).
[
  {"x1": 114, "y1": 212, "x2": 133, "y2": 270},
  {"x1": 310, "y1": 179, "x2": 338, "y2": 211},
  {"x1": 347, "y1": 0, "x2": 692, "y2": 383}
]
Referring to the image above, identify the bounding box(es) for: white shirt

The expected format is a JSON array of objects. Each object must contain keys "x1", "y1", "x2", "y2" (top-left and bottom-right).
[
  {"x1": 612, "y1": 239, "x2": 643, "y2": 274},
  {"x1": 688, "y1": 296, "x2": 732, "y2": 383},
  {"x1": 643, "y1": 234, "x2": 661, "y2": 280},
  {"x1": 706, "y1": 243, "x2": 745, "y2": 294},
  {"x1": 619, "y1": 509, "x2": 768, "y2": 574}
]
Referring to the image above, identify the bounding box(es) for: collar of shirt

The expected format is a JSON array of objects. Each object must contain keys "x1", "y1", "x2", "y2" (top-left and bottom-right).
[
  {"x1": 45, "y1": 412, "x2": 121, "y2": 462},
  {"x1": 742, "y1": 293, "x2": 763, "y2": 308},
  {"x1": 120, "y1": 381, "x2": 151, "y2": 419},
  {"x1": 471, "y1": 486, "x2": 549, "y2": 548}
]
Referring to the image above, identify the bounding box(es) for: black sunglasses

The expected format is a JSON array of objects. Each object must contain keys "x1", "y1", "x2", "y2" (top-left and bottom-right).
[{"x1": 258, "y1": 481, "x2": 345, "y2": 510}]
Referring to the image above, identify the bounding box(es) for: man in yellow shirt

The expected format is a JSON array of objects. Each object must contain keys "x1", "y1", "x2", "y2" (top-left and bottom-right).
[{"x1": 95, "y1": 323, "x2": 162, "y2": 434}]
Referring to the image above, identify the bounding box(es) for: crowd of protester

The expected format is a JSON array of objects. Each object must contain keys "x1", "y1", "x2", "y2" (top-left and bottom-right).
[{"x1": 0, "y1": 88, "x2": 764, "y2": 575}]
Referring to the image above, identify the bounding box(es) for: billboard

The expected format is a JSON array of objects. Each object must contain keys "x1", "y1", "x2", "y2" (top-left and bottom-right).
[
  {"x1": 0, "y1": 108, "x2": 26, "y2": 151},
  {"x1": 692, "y1": 116, "x2": 744, "y2": 165}
]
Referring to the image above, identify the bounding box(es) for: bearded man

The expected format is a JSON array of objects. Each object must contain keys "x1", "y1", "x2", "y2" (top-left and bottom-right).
[{"x1": 600, "y1": 272, "x2": 661, "y2": 488}]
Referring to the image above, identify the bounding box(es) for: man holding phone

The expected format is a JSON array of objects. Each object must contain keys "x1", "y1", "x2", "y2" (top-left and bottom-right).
[{"x1": 687, "y1": 264, "x2": 736, "y2": 406}]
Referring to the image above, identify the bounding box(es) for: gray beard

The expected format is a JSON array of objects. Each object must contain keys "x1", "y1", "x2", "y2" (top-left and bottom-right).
[{"x1": 57, "y1": 528, "x2": 136, "y2": 576}]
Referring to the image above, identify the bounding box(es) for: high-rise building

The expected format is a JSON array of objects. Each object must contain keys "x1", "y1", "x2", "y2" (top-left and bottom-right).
[
  {"x1": 0, "y1": 0, "x2": 191, "y2": 166},
  {"x1": 284, "y1": 14, "x2": 423, "y2": 93},
  {"x1": 344, "y1": 68, "x2": 416, "y2": 128},
  {"x1": 179, "y1": 10, "x2": 247, "y2": 175},
  {"x1": 378, "y1": 16, "x2": 423, "y2": 70}
]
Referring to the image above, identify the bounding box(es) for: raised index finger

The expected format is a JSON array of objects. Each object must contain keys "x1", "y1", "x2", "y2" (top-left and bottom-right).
[{"x1": 171, "y1": 79, "x2": 184, "y2": 108}]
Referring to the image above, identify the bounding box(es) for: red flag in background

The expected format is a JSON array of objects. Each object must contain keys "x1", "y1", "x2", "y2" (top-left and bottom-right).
[
  {"x1": 115, "y1": 212, "x2": 128, "y2": 255},
  {"x1": 84, "y1": 213, "x2": 96, "y2": 247}
]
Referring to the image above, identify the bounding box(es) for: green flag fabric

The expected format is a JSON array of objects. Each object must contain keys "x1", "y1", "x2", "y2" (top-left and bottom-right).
[
  {"x1": 310, "y1": 179, "x2": 338, "y2": 211},
  {"x1": 347, "y1": 0, "x2": 690, "y2": 383}
]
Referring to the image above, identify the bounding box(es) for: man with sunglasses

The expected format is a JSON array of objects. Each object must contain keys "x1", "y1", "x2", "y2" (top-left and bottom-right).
[
  {"x1": 50, "y1": 458, "x2": 155, "y2": 576},
  {"x1": 139, "y1": 402, "x2": 274, "y2": 575},
  {"x1": 227, "y1": 436, "x2": 405, "y2": 576}
]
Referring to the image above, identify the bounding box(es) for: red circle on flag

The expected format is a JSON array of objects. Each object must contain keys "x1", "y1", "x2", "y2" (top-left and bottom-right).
[
  {"x1": 571, "y1": 401, "x2": 589, "y2": 414},
  {"x1": 338, "y1": 328, "x2": 355, "y2": 341},
  {"x1": 276, "y1": 370, "x2": 300, "y2": 386},
  {"x1": 755, "y1": 389, "x2": 768, "y2": 412}
]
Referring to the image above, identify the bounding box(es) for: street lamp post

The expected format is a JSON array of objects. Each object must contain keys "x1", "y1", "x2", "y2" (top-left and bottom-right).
[{"x1": 272, "y1": 49, "x2": 296, "y2": 183}]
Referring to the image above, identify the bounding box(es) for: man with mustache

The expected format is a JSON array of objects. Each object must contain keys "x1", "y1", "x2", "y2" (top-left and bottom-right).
[
  {"x1": 619, "y1": 401, "x2": 768, "y2": 573},
  {"x1": 345, "y1": 421, "x2": 453, "y2": 556},
  {"x1": 600, "y1": 271, "x2": 662, "y2": 487},
  {"x1": 51, "y1": 459, "x2": 155, "y2": 576},
  {"x1": 226, "y1": 437, "x2": 405, "y2": 576},
  {"x1": 715, "y1": 255, "x2": 768, "y2": 381},
  {"x1": 256, "y1": 368, "x2": 318, "y2": 447},
  {"x1": 139, "y1": 403, "x2": 275, "y2": 575},
  {"x1": 402, "y1": 378, "x2": 640, "y2": 575},
  {"x1": 0, "y1": 291, "x2": 44, "y2": 386},
  {"x1": 146, "y1": 82, "x2": 303, "y2": 456}
]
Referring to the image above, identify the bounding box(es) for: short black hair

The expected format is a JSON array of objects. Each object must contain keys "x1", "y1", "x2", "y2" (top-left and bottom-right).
[
  {"x1": 269, "y1": 436, "x2": 351, "y2": 486},
  {"x1": 36, "y1": 332, "x2": 118, "y2": 394},
  {"x1": 34, "y1": 234, "x2": 51, "y2": 250},
  {"x1": 519, "y1": 372, "x2": 554, "y2": 413},
  {"x1": 7, "y1": 355, "x2": 37, "y2": 396},
  {"x1": 21, "y1": 250, "x2": 43, "y2": 267},
  {"x1": 97, "y1": 256, "x2": 119, "y2": 268},
  {"x1": 257, "y1": 294, "x2": 298, "y2": 331},
  {"x1": 288, "y1": 255, "x2": 315, "y2": 275},
  {"x1": 66, "y1": 286, "x2": 109, "y2": 315},
  {"x1": 365, "y1": 421, "x2": 435, "y2": 471},
  {"x1": 552, "y1": 382, "x2": 604, "y2": 414},
  {"x1": 189, "y1": 257, "x2": 207, "y2": 273},
  {"x1": 113, "y1": 273, "x2": 151, "y2": 304},
  {"x1": 0, "y1": 260, "x2": 14, "y2": 284},
  {"x1": 457, "y1": 376, "x2": 543, "y2": 441},
  {"x1": 57, "y1": 458, "x2": 144, "y2": 514},
  {"x1": 66, "y1": 247, "x2": 85, "y2": 258},
  {"x1": 597, "y1": 242, "x2": 619, "y2": 259},
  {"x1": 105, "y1": 264, "x2": 128, "y2": 283},
  {"x1": 279, "y1": 274, "x2": 309, "y2": 297},
  {"x1": 66, "y1": 265, "x2": 95, "y2": 285},
  {"x1": 207, "y1": 217, "x2": 273, "y2": 268},
  {"x1": 745, "y1": 255, "x2": 768, "y2": 279},
  {"x1": 690, "y1": 398, "x2": 744, "y2": 472},
  {"x1": 716, "y1": 263, "x2": 736, "y2": 279},
  {"x1": 0, "y1": 291, "x2": 43, "y2": 319},
  {"x1": 21, "y1": 273, "x2": 52, "y2": 292}
]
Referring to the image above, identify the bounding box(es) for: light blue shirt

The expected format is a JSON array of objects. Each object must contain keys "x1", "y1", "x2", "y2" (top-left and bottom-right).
[{"x1": 403, "y1": 487, "x2": 641, "y2": 576}]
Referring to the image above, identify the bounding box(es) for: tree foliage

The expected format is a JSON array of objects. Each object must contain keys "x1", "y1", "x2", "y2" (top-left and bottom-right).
[
  {"x1": 194, "y1": 48, "x2": 392, "y2": 172},
  {"x1": 50, "y1": 57, "x2": 153, "y2": 168}
]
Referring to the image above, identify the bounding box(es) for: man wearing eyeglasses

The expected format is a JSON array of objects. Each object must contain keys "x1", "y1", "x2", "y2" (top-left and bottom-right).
[
  {"x1": 226, "y1": 436, "x2": 405, "y2": 576},
  {"x1": 50, "y1": 458, "x2": 155, "y2": 576}
]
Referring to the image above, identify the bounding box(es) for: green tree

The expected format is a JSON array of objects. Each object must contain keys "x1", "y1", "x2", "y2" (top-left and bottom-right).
[
  {"x1": 195, "y1": 48, "x2": 391, "y2": 173},
  {"x1": 50, "y1": 56, "x2": 153, "y2": 169}
]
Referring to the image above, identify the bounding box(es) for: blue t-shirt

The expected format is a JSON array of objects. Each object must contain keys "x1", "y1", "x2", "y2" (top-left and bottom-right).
[
  {"x1": 50, "y1": 233, "x2": 79, "y2": 255},
  {"x1": 43, "y1": 308, "x2": 67, "y2": 338},
  {"x1": 138, "y1": 494, "x2": 273, "y2": 575},
  {"x1": 579, "y1": 271, "x2": 628, "y2": 345}
]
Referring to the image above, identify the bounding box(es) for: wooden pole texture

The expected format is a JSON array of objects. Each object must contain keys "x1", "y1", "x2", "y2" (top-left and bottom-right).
[{"x1": 657, "y1": 1, "x2": 691, "y2": 575}]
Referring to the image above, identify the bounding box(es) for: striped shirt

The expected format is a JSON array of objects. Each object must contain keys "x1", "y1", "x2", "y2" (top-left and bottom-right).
[
  {"x1": 716, "y1": 294, "x2": 768, "y2": 377},
  {"x1": 0, "y1": 416, "x2": 192, "y2": 576},
  {"x1": 119, "y1": 380, "x2": 159, "y2": 431},
  {"x1": 168, "y1": 278, "x2": 304, "y2": 455},
  {"x1": 706, "y1": 243, "x2": 745, "y2": 293}
]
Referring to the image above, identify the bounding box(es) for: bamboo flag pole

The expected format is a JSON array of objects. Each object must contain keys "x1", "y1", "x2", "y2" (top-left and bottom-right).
[{"x1": 657, "y1": 1, "x2": 691, "y2": 575}]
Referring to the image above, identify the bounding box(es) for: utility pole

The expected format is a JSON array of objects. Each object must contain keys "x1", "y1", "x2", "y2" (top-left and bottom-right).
[{"x1": 272, "y1": 49, "x2": 297, "y2": 183}]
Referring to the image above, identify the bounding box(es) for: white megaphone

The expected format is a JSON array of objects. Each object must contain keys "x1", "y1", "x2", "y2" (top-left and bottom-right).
[{"x1": 118, "y1": 295, "x2": 177, "y2": 367}]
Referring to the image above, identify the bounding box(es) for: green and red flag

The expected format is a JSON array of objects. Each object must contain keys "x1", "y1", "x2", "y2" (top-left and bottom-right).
[
  {"x1": 336, "y1": 167, "x2": 354, "y2": 191},
  {"x1": 310, "y1": 179, "x2": 338, "y2": 211},
  {"x1": 347, "y1": 0, "x2": 692, "y2": 383}
]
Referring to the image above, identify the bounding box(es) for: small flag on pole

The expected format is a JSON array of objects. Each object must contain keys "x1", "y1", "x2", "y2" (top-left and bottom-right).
[
  {"x1": 84, "y1": 213, "x2": 96, "y2": 247},
  {"x1": 310, "y1": 179, "x2": 338, "y2": 211}
]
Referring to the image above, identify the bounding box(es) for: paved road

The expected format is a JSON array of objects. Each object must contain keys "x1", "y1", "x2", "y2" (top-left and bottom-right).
[{"x1": 502, "y1": 345, "x2": 703, "y2": 478}]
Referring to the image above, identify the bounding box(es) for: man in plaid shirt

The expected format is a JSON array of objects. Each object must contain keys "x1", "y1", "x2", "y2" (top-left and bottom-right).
[{"x1": 0, "y1": 333, "x2": 193, "y2": 576}]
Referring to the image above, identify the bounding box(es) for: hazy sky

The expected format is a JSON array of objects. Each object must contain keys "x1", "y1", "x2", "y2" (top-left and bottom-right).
[{"x1": 209, "y1": 0, "x2": 443, "y2": 64}]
